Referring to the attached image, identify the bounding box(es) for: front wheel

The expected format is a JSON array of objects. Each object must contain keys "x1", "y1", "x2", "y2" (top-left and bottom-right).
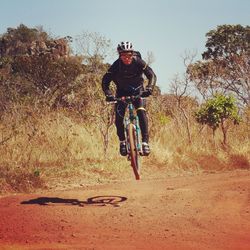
[{"x1": 127, "y1": 123, "x2": 140, "y2": 180}]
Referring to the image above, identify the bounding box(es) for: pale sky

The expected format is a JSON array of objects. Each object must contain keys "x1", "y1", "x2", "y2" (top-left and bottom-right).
[{"x1": 0, "y1": 0, "x2": 249, "y2": 93}]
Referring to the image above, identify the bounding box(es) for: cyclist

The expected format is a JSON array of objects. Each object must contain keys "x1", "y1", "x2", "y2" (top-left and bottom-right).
[{"x1": 102, "y1": 41, "x2": 157, "y2": 156}]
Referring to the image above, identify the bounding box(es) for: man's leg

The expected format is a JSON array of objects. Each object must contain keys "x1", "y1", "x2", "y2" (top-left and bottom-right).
[
  {"x1": 137, "y1": 109, "x2": 149, "y2": 143},
  {"x1": 115, "y1": 102, "x2": 127, "y2": 156},
  {"x1": 135, "y1": 99, "x2": 150, "y2": 156}
]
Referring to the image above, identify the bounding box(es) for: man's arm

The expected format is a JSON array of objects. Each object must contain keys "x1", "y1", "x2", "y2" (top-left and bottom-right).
[
  {"x1": 137, "y1": 58, "x2": 157, "y2": 90},
  {"x1": 102, "y1": 70, "x2": 113, "y2": 96},
  {"x1": 102, "y1": 61, "x2": 118, "y2": 96},
  {"x1": 143, "y1": 64, "x2": 157, "y2": 90}
]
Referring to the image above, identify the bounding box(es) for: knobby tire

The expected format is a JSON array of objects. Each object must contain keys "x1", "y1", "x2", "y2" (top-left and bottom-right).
[{"x1": 128, "y1": 123, "x2": 140, "y2": 180}]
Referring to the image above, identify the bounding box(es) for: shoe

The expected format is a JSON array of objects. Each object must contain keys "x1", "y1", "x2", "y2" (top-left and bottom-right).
[
  {"x1": 120, "y1": 142, "x2": 127, "y2": 156},
  {"x1": 142, "y1": 142, "x2": 150, "y2": 156}
]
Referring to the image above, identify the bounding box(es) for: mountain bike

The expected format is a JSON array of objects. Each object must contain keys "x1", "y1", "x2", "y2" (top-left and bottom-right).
[{"x1": 110, "y1": 95, "x2": 144, "y2": 180}]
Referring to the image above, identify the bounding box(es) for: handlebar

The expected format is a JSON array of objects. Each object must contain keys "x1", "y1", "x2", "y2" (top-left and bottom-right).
[{"x1": 107, "y1": 95, "x2": 145, "y2": 104}]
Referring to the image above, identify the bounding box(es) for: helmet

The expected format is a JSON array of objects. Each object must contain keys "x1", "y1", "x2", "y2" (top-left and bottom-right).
[{"x1": 117, "y1": 41, "x2": 133, "y2": 53}]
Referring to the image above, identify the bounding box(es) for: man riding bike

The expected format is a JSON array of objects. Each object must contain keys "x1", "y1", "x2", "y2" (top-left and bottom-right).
[{"x1": 102, "y1": 41, "x2": 157, "y2": 156}]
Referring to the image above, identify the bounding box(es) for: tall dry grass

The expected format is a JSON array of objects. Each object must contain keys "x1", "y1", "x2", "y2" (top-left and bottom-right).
[
  {"x1": 0, "y1": 105, "x2": 249, "y2": 193},
  {"x1": 150, "y1": 117, "x2": 250, "y2": 172},
  {"x1": 0, "y1": 105, "x2": 134, "y2": 193}
]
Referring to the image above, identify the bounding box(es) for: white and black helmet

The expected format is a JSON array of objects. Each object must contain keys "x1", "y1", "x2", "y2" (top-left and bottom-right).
[{"x1": 117, "y1": 41, "x2": 133, "y2": 53}]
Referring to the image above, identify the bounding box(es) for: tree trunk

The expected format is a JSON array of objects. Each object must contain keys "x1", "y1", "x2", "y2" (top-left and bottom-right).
[
  {"x1": 221, "y1": 119, "x2": 227, "y2": 146},
  {"x1": 103, "y1": 132, "x2": 109, "y2": 156},
  {"x1": 180, "y1": 107, "x2": 192, "y2": 144}
]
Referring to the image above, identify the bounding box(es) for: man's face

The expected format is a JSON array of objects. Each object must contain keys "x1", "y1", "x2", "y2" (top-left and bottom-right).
[{"x1": 120, "y1": 52, "x2": 133, "y2": 65}]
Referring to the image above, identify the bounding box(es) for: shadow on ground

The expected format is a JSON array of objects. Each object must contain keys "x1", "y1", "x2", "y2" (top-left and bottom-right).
[{"x1": 21, "y1": 196, "x2": 127, "y2": 207}]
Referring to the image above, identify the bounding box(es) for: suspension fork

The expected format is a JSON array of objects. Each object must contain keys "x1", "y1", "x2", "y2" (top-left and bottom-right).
[{"x1": 128, "y1": 103, "x2": 141, "y2": 152}]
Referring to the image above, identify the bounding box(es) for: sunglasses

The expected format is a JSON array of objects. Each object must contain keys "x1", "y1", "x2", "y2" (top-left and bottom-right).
[{"x1": 120, "y1": 52, "x2": 133, "y2": 58}]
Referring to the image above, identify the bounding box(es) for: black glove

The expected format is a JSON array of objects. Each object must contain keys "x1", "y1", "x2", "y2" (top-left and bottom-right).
[
  {"x1": 141, "y1": 87, "x2": 153, "y2": 97},
  {"x1": 105, "y1": 95, "x2": 115, "y2": 102}
]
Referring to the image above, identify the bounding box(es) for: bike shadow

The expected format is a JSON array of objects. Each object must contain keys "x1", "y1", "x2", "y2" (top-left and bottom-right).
[{"x1": 21, "y1": 195, "x2": 127, "y2": 207}]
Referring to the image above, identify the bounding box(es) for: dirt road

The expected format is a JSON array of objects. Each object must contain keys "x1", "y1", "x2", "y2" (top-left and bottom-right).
[{"x1": 0, "y1": 170, "x2": 249, "y2": 250}]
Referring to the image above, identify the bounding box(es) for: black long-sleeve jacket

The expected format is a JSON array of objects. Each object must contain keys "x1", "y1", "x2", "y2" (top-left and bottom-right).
[{"x1": 102, "y1": 57, "x2": 157, "y2": 97}]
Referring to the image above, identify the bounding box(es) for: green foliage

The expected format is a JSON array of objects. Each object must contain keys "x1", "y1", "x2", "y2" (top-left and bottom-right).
[
  {"x1": 5, "y1": 24, "x2": 40, "y2": 43},
  {"x1": 195, "y1": 94, "x2": 241, "y2": 130},
  {"x1": 202, "y1": 24, "x2": 250, "y2": 60},
  {"x1": 188, "y1": 24, "x2": 250, "y2": 105},
  {"x1": 158, "y1": 113, "x2": 171, "y2": 125},
  {"x1": 7, "y1": 55, "x2": 82, "y2": 107},
  {"x1": 0, "y1": 24, "x2": 85, "y2": 109},
  {"x1": 0, "y1": 24, "x2": 50, "y2": 57},
  {"x1": 0, "y1": 56, "x2": 12, "y2": 66}
]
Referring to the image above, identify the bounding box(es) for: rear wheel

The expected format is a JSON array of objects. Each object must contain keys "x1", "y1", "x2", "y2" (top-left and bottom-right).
[{"x1": 127, "y1": 123, "x2": 140, "y2": 180}]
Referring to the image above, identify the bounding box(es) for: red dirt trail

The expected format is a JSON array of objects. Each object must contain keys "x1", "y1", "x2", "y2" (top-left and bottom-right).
[{"x1": 0, "y1": 170, "x2": 250, "y2": 250}]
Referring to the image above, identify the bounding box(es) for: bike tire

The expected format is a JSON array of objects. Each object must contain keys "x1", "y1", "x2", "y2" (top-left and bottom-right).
[{"x1": 127, "y1": 123, "x2": 140, "y2": 180}]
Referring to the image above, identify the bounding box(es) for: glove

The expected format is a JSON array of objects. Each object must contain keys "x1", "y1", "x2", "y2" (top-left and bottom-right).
[
  {"x1": 105, "y1": 95, "x2": 115, "y2": 102},
  {"x1": 141, "y1": 87, "x2": 153, "y2": 97}
]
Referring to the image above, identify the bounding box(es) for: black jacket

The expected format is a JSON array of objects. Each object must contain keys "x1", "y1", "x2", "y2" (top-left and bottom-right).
[{"x1": 102, "y1": 57, "x2": 156, "y2": 97}]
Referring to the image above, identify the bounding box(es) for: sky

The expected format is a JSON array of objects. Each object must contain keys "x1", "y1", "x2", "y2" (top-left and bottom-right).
[{"x1": 0, "y1": 0, "x2": 249, "y2": 93}]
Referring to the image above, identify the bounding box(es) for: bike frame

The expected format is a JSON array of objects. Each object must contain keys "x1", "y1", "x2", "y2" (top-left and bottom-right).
[
  {"x1": 124, "y1": 102, "x2": 142, "y2": 155},
  {"x1": 110, "y1": 95, "x2": 143, "y2": 180}
]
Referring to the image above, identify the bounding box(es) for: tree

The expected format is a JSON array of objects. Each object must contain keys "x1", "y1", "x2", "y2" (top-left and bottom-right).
[
  {"x1": 0, "y1": 24, "x2": 82, "y2": 108},
  {"x1": 0, "y1": 24, "x2": 50, "y2": 57},
  {"x1": 202, "y1": 25, "x2": 249, "y2": 60},
  {"x1": 145, "y1": 51, "x2": 155, "y2": 66},
  {"x1": 11, "y1": 54, "x2": 83, "y2": 107},
  {"x1": 188, "y1": 25, "x2": 250, "y2": 105},
  {"x1": 75, "y1": 31, "x2": 113, "y2": 64},
  {"x1": 195, "y1": 94, "x2": 241, "y2": 146},
  {"x1": 75, "y1": 31, "x2": 115, "y2": 155},
  {"x1": 170, "y1": 51, "x2": 198, "y2": 144}
]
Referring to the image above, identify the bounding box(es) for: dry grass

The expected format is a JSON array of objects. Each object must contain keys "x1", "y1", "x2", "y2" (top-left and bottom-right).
[
  {"x1": 0, "y1": 107, "x2": 134, "y2": 193},
  {"x1": 150, "y1": 119, "x2": 250, "y2": 173},
  {"x1": 0, "y1": 107, "x2": 249, "y2": 193}
]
